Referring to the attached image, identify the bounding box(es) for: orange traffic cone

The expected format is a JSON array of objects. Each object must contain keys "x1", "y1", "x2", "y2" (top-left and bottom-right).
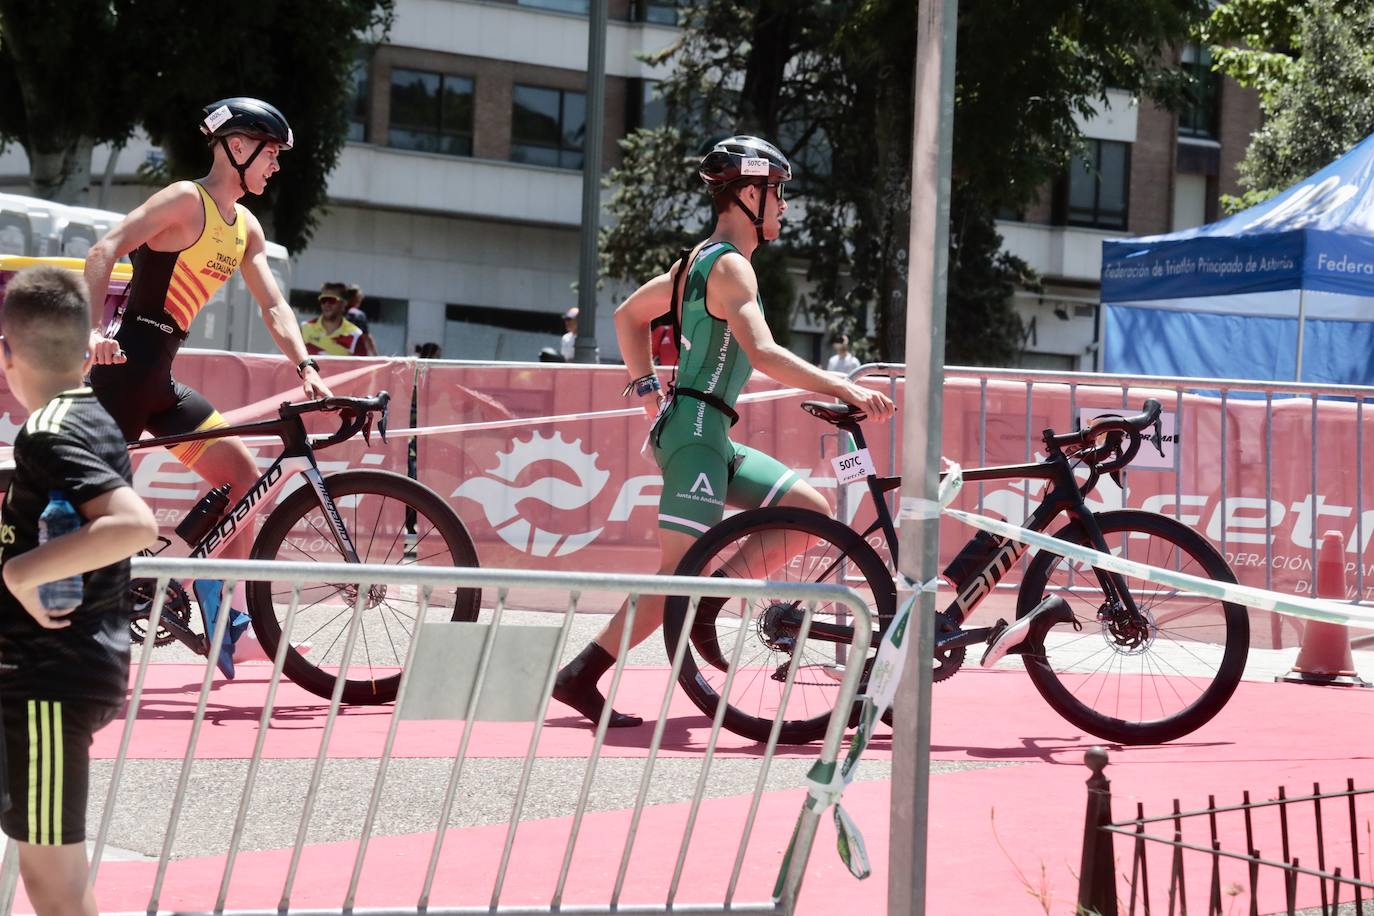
[{"x1": 1277, "y1": 530, "x2": 1371, "y2": 688}]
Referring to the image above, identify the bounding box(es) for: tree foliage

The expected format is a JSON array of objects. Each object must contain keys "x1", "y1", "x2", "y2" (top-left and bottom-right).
[
  {"x1": 0, "y1": 0, "x2": 393, "y2": 252},
  {"x1": 602, "y1": 0, "x2": 1209, "y2": 365},
  {"x1": 1208, "y1": 0, "x2": 1374, "y2": 213}
]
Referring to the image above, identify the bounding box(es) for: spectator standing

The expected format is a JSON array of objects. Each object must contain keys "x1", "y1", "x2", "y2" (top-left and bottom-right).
[
  {"x1": 825, "y1": 333, "x2": 861, "y2": 375},
  {"x1": 560, "y1": 307, "x2": 579, "y2": 362},
  {"x1": 0, "y1": 267, "x2": 158, "y2": 916},
  {"x1": 301, "y1": 282, "x2": 368, "y2": 356},
  {"x1": 343, "y1": 283, "x2": 379, "y2": 356}
]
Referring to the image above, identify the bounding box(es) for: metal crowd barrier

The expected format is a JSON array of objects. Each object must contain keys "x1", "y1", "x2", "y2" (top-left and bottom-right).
[
  {"x1": 0, "y1": 558, "x2": 873, "y2": 916},
  {"x1": 842, "y1": 363, "x2": 1374, "y2": 646}
]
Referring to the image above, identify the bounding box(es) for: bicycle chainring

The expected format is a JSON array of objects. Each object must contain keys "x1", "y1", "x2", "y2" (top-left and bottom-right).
[
  {"x1": 129, "y1": 578, "x2": 192, "y2": 646},
  {"x1": 932, "y1": 610, "x2": 966, "y2": 683}
]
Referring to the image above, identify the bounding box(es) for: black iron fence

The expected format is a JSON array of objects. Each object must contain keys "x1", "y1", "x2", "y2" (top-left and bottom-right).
[{"x1": 1078, "y1": 748, "x2": 1374, "y2": 916}]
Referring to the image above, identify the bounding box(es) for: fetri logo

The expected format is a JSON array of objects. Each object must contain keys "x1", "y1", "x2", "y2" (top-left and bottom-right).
[{"x1": 452, "y1": 431, "x2": 611, "y2": 557}]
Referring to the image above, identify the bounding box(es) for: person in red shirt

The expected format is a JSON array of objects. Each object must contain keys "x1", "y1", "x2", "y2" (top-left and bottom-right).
[{"x1": 650, "y1": 319, "x2": 678, "y2": 366}]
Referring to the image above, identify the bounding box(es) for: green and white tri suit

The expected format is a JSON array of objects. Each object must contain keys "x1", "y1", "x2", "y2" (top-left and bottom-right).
[{"x1": 651, "y1": 241, "x2": 798, "y2": 536}]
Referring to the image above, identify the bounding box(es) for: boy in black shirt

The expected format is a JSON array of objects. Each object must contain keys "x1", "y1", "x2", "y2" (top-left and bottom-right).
[{"x1": 0, "y1": 266, "x2": 157, "y2": 916}]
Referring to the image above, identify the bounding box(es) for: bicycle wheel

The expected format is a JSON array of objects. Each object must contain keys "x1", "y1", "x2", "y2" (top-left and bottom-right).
[
  {"x1": 1015, "y1": 509, "x2": 1249, "y2": 745},
  {"x1": 664, "y1": 507, "x2": 895, "y2": 745},
  {"x1": 246, "y1": 469, "x2": 480, "y2": 705}
]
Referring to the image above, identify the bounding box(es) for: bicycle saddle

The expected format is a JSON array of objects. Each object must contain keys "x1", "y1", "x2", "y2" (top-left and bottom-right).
[{"x1": 801, "y1": 401, "x2": 866, "y2": 425}]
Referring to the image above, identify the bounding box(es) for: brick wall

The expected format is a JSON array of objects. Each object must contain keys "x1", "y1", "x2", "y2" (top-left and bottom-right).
[
  {"x1": 1128, "y1": 100, "x2": 1176, "y2": 236},
  {"x1": 1217, "y1": 74, "x2": 1262, "y2": 201}
]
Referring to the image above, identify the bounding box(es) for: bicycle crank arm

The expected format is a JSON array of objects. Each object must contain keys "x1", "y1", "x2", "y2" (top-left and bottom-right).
[{"x1": 159, "y1": 615, "x2": 209, "y2": 657}]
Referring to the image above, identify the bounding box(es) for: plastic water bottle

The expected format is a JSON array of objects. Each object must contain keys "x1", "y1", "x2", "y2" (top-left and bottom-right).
[{"x1": 37, "y1": 492, "x2": 83, "y2": 611}]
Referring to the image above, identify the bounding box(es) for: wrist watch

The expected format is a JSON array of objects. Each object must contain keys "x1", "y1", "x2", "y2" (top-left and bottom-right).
[{"x1": 297, "y1": 357, "x2": 320, "y2": 378}]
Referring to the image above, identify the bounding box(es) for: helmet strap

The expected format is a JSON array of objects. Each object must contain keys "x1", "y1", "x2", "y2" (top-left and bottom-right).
[
  {"x1": 727, "y1": 182, "x2": 769, "y2": 246},
  {"x1": 219, "y1": 136, "x2": 266, "y2": 194}
]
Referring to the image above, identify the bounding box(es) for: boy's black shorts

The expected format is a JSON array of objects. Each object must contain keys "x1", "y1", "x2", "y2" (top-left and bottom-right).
[{"x1": 0, "y1": 698, "x2": 119, "y2": 845}]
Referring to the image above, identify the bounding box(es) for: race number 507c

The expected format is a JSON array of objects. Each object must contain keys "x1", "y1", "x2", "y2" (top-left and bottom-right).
[{"x1": 831, "y1": 447, "x2": 876, "y2": 485}]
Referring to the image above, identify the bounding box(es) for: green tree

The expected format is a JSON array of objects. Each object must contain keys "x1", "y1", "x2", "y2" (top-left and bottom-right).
[
  {"x1": 1207, "y1": 0, "x2": 1374, "y2": 212},
  {"x1": 602, "y1": 0, "x2": 1209, "y2": 365},
  {"x1": 0, "y1": 0, "x2": 392, "y2": 252},
  {"x1": 0, "y1": 1, "x2": 142, "y2": 200}
]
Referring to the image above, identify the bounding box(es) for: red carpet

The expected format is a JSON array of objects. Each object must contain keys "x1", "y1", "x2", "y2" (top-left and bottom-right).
[
  {"x1": 37, "y1": 664, "x2": 1374, "y2": 914},
  {"x1": 95, "y1": 663, "x2": 894, "y2": 760}
]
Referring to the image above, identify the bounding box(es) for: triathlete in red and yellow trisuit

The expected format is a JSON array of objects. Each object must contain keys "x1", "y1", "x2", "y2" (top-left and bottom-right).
[
  {"x1": 82, "y1": 97, "x2": 331, "y2": 677},
  {"x1": 90, "y1": 180, "x2": 249, "y2": 466}
]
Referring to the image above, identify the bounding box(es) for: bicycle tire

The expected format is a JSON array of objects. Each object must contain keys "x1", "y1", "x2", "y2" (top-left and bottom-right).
[
  {"x1": 246, "y1": 469, "x2": 480, "y2": 705},
  {"x1": 664, "y1": 506, "x2": 895, "y2": 744},
  {"x1": 1015, "y1": 509, "x2": 1248, "y2": 745}
]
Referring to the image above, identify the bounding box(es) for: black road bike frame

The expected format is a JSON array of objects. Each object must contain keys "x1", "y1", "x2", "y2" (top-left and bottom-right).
[
  {"x1": 791, "y1": 401, "x2": 1163, "y2": 651},
  {"x1": 127, "y1": 394, "x2": 390, "y2": 647}
]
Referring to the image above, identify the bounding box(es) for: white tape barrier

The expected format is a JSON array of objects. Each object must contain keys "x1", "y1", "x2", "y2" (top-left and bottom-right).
[
  {"x1": 944, "y1": 506, "x2": 1374, "y2": 629},
  {"x1": 229, "y1": 385, "x2": 817, "y2": 447}
]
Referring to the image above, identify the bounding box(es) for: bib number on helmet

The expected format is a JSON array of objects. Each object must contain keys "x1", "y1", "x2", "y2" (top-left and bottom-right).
[
  {"x1": 204, "y1": 105, "x2": 233, "y2": 132},
  {"x1": 831, "y1": 448, "x2": 875, "y2": 485},
  {"x1": 740, "y1": 157, "x2": 771, "y2": 176}
]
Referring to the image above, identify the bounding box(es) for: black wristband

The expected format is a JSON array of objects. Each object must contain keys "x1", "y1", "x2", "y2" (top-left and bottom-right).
[
  {"x1": 297, "y1": 357, "x2": 320, "y2": 378},
  {"x1": 622, "y1": 373, "x2": 661, "y2": 398}
]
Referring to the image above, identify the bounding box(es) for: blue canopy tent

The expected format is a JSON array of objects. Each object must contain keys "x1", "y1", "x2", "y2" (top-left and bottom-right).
[{"x1": 1101, "y1": 132, "x2": 1374, "y2": 383}]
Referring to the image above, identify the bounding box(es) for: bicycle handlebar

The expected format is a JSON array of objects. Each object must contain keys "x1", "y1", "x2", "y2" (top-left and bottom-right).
[
  {"x1": 280, "y1": 392, "x2": 391, "y2": 449},
  {"x1": 1043, "y1": 398, "x2": 1162, "y2": 473}
]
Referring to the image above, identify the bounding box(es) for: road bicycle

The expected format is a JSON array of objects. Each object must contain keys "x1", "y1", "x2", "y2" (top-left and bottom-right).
[
  {"x1": 127, "y1": 392, "x2": 480, "y2": 704},
  {"x1": 662, "y1": 398, "x2": 1249, "y2": 745}
]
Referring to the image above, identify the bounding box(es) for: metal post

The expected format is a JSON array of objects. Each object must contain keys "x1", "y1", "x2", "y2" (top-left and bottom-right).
[
  {"x1": 574, "y1": 0, "x2": 609, "y2": 363},
  {"x1": 1295, "y1": 287, "x2": 1307, "y2": 381},
  {"x1": 1078, "y1": 747, "x2": 1119, "y2": 916},
  {"x1": 890, "y1": 1, "x2": 957, "y2": 914}
]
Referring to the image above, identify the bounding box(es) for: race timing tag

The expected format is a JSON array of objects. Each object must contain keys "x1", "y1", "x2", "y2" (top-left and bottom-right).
[
  {"x1": 831, "y1": 448, "x2": 876, "y2": 485},
  {"x1": 740, "y1": 157, "x2": 771, "y2": 176}
]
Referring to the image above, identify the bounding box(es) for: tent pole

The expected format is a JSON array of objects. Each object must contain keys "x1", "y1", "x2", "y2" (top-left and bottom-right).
[{"x1": 1295, "y1": 287, "x2": 1307, "y2": 382}]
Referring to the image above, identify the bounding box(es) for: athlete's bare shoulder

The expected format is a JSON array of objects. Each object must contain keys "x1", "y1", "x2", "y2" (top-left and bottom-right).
[
  {"x1": 149, "y1": 180, "x2": 204, "y2": 212},
  {"x1": 710, "y1": 249, "x2": 760, "y2": 307}
]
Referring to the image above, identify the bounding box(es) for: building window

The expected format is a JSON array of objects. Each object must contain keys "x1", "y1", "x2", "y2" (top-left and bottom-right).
[
  {"x1": 633, "y1": 0, "x2": 684, "y2": 24},
  {"x1": 347, "y1": 55, "x2": 370, "y2": 142},
  {"x1": 626, "y1": 79, "x2": 667, "y2": 132},
  {"x1": 511, "y1": 84, "x2": 586, "y2": 169},
  {"x1": 1180, "y1": 44, "x2": 1221, "y2": 140},
  {"x1": 388, "y1": 68, "x2": 474, "y2": 156},
  {"x1": 1057, "y1": 139, "x2": 1130, "y2": 230},
  {"x1": 517, "y1": 0, "x2": 589, "y2": 13}
]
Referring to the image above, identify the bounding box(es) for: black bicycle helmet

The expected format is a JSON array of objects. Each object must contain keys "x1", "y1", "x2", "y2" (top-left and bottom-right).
[
  {"x1": 699, "y1": 135, "x2": 791, "y2": 188},
  {"x1": 699, "y1": 135, "x2": 791, "y2": 244},
  {"x1": 200, "y1": 97, "x2": 293, "y2": 193}
]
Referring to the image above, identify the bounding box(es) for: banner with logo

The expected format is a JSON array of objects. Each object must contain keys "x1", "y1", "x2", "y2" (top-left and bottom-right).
[
  {"x1": 3, "y1": 351, "x2": 1370, "y2": 647},
  {"x1": 416, "y1": 366, "x2": 1374, "y2": 644},
  {"x1": 0, "y1": 351, "x2": 414, "y2": 554}
]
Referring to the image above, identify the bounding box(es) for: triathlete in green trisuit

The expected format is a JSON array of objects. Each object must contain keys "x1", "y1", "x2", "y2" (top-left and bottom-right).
[{"x1": 553, "y1": 136, "x2": 895, "y2": 727}]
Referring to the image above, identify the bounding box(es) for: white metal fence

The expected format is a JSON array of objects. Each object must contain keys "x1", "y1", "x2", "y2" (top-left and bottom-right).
[{"x1": 0, "y1": 557, "x2": 873, "y2": 916}]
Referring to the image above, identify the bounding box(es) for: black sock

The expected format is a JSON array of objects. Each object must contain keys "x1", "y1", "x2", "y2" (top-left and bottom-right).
[{"x1": 554, "y1": 642, "x2": 643, "y2": 728}]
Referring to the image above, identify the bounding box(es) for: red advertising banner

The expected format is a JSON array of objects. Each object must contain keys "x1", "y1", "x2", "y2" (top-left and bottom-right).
[
  {"x1": 415, "y1": 366, "x2": 1374, "y2": 643},
  {"x1": 0, "y1": 351, "x2": 415, "y2": 554},
  {"x1": 3, "y1": 351, "x2": 1370, "y2": 646}
]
